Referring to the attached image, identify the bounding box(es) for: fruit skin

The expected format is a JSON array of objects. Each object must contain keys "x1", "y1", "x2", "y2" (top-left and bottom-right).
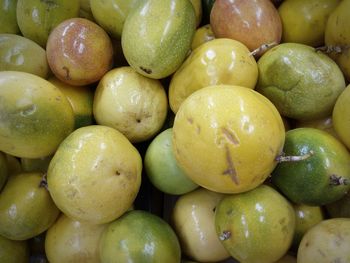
[
  {"x1": 325, "y1": 0, "x2": 350, "y2": 82},
  {"x1": 0, "y1": 172, "x2": 60, "y2": 240},
  {"x1": 271, "y1": 128, "x2": 350, "y2": 206},
  {"x1": 16, "y1": 0, "x2": 80, "y2": 47},
  {"x1": 278, "y1": 0, "x2": 340, "y2": 47},
  {"x1": 191, "y1": 24, "x2": 215, "y2": 50},
  {"x1": 0, "y1": 34, "x2": 49, "y2": 79},
  {"x1": 332, "y1": 84, "x2": 350, "y2": 150},
  {"x1": 99, "y1": 210, "x2": 181, "y2": 263},
  {"x1": 122, "y1": 0, "x2": 196, "y2": 79},
  {"x1": 169, "y1": 38, "x2": 258, "y2": 113},
  {"x1": 45, "y1": 214, "x2": 107, "y2": 263},
  {"x1": 0, "y1": 0, "x2": 20, "y2": 34},
  {"x1": 0, "y1": 71, "x2": 75, "y2": 159},
  {"x1": 47, "y1": 125, "x2": 142, "y2": 225},
  {"x1": 0, "y1": 235, "x2": 29, "y2": 263},
  {"x1": 145, "y1": 128, "x2": 198, "y2": 195},
  {"x1": 173, "y1": 85, "x2": 285, "y2": 194},
  {"x1": 210, "y1": 0, "x2": 282, "y2": 54},
  {"x1": 256, "y1": 43, "x2": 345, "y2": 121},
  {"x1": 93, "y1": 66, "x2": 168, "y2": 143},
  {"x1": 46, "y1": 18, "x2": 114, "y2": 86},
  {"x1": 215, "y1": 184, "x2": 295, "y2": 263},
  {"x1": 171, "y1": 187, "x2": 230, "y2": 262},
  {"x1": 297, "y1": 218, "x2": 350, "y2": 263}
]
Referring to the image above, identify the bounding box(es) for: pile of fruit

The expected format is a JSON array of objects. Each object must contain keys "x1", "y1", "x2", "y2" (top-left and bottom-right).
[{"x1": 0, "y1": 0, "x2": 350, "y2": 262}]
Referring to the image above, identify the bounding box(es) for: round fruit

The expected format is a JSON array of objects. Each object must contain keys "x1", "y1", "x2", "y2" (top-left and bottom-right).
[
  {"x1": 16, "y1": 0, "x2": 80, "y2": 47},
  {"x1": 144, "y1": 128, "x2": 198, "y2": 195},
  {"x1": 0, "y1": 235, "x2": 29, "y2": 263},
  {"x1": 271, "y1": 128, "x2": 350, "y2": 206},
  {"x1": 210, "y1": 0, "x2": 282, "y2": 54},
  {"x1": 278, "y1": 0, "x2": 340, "y2": 47},
  {"x1": 215, "y1": 184, "x2": 295, "y2": 263},
  {"x1": 47, "y1": 125, "x2": 142, "y2": 224},
  {"x1": 171, "y1": 188, "x2": 230, "y2": 262},
  {"x1": 297, "y1": 218, "x2": 350, "y2": 263},
  {"x1": 256, "y1": 43, "x2": 346, "y2": 121},
  {"x1": 333, "y1": 84, "x2": 350, "y2": 150},
  {"x1": 0, "y1": 0, "x2": 20, "y2": 34},
  {"x1": 93, "y1": 67, "x2": 168, "y2": 143},
  {"x1": 173, "y1": 85, "x2": 285, "y2": 193},
  {"x1": 169, "y1": 38, "x2": 258, "y2": 113},
  {"x1": 121, "y1": 0, "x2": 196, "y2": 79},
  {"x1": 45, "y1": 214, "x2": 107, "y2": 263},
  {"x1": 100, "y1": 210, "x2": 181, "y2": 263},
  {"x1": 0, "y1": 172, "x2": 60, "y2": 240},
  {"x1": 46, "y1": 18, "x2": 114, "y2": 86},
  {"x1": 0, "y1": 34, "x2": 49, "y2": 78},
  {"x1": 0, "y1": 71, "x2": 75, "y2": 158}
]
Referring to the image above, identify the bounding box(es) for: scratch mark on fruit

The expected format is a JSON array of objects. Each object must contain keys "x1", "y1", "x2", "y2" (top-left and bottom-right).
[
  {"x1": 62, "y1": 66, "x2": 71, "y2": 80},
  {"x1": 222, "y1": 145, "x2": 239, "y2": 185},
  {"x1": 221, "y1": 127, "x2": 239, "y2": 145},
  {"x1": 139, "y1": 66, "x2": 152, "y2": 74},
  {"x1": 219, "y1": 230, "x2": 231, "y2": 241}
]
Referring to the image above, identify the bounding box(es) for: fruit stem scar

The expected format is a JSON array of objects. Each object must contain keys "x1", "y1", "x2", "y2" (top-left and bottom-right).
[
  {"x1": 275, "y1": 150, "x2": 314, "y2": 163},
  {"x1": 249, "y1": 41, "x2": 278, "y2": 56},
  {"x1": 223, "y1": 145, "x2": 239, "y2": 185},
  {"x1": 329, "y1": 174, "x2": 349, "y2": 186},
  {"x1": 219, "y1": 230, "x2": 231, "y2": 241},
  {"x1": 39, "y1": 173, "x2": 49, "y2": 190}
]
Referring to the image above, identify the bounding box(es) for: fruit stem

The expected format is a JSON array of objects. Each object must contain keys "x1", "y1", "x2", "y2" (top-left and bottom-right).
[
  {"x1": 39, "y1": 173, "x2": 49, "y2": 190},
  {"x1": 329, "y1": 174, "x2": 350, "y2": 186},
  {"x1": 276, "y1": 150, "x2": 314, "y2": 163},
  {"x1": 249, "y1": 42, "x2": 278, "y2": 57},
  {"x1": 219, "y1": 230, "x2": 231, "y2": 241}
]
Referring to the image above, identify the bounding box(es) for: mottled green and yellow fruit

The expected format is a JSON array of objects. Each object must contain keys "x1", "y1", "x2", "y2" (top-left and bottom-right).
[{"x1": 0, "y1": 0, "x2": 20, "y2": 34}]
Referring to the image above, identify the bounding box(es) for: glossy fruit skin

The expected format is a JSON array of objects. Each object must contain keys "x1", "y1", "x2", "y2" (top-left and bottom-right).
[
  {"x1": 93, "y1": 66, "x2": 168, "y2": 143},
  {"x1": 297, "y1": 218, "x2": 350, "y2": 263},
  {"x1": 0, "y1": 0, "x2": 20, "y2": 34},
  {"x1": 46, "y1": 18, "x2": 114, "y2": 86},
  {"x1": 16, "y1": 0, "x2": 80, "y2": 47},
  {"x1": 0, "y1": 71, "x2": 75, "y2": 159},
  {"x1": 45, "y1": 214, "x2": 107, "y2": 263},
  {"x1": 90, "y1": 0, "x2": 139, "y2": 39},
  {"x1": 173, "y1": 85, "x2": 285, "y2": 194},
  {"x1": 210, "y1": 0, "x2": 282, "y2": 53},
  {"x1": 0, "y1": 172, "x2": 60, "y2": 240},
  {"x1": 144, "y1": 128, "x2": 198, "y2": 195},
  {"x1": 278, "y1": 0, "x2": 340, "y2": 47},
  {"x1": 171, "y1": 188, "x2": 230, "y2": 262},
  {"x1": 99, "y1": 210, "x2": 181, "y2": 263},
  {"x1": 169, "y1": 38, "x2": 258, "y2": 113},
  {"x1": 0, "y1": 235, "x2": 29, "y2": 263},
  {"x1": 325, "y1": 0, "x2": 350, "y2": 82},
  {"x1": 122, "y1": 0, "x2": 196, "y2": 79},
  {"x1": 215, "y1": 184, "x2": 295, "y2": 263},
  {"x1": 256, "y1": 43, "x2": 345, "y2": 121},
  {"x1": 0, "y1": 34, "x2": 49, "y2": 78},
  {"x1": 271, "y1": 128, "x2": 350, "y2": 206},
  {"x1": 332, "y1": 84, "x2": 350, "y2": 150},
  {"x1": 47, "y1": 125, "x2": 142, "y2": 225}
]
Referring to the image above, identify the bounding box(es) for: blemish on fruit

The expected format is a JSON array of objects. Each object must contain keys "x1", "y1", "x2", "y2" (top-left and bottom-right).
[
  {"x1": 187, "y1": 117, "x2": 193, "y2": 124},
  {"x1": 219, "y1": 230, "x2": 231, "y2": 241},
  {"x1": 223, "y1": 145, "x2": 239, "y2": 185},
  {"x1": 115, "y1": 170, "x2": 121, "y2": 176},
  {"x1": 221, "y1": 127, "x2": 239, "y2": 145},
  {"x1": 139, "y1": 66, "x2": 152, "y2": 74},
  {"x1": 62, "y1": 66, "x2": 71, "y2": 80},
  {"x1": 329, "y1": 174, "x2": 349, "y2": 186}
]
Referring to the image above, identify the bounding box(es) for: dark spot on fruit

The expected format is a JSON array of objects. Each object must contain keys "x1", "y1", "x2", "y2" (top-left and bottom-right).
[
  {"x1": 212, "y1": 206, "x2": 216, "y2": 212},
  {"x1": 136, "y1": 118, "x2": 141, "y2": 123},
  {"x1": 62, "y1": 66, "x2": 71, "y2": 80},
  {"x1": 219, "y1": 230, "x2": 231, "y2": 241},
  {"x1": 305, "y1": 241, "x2": 309, "y2": 247},
  {"x1": 222, "y1": 145, "x2": 239, "y2": 185},
  {"x1": 187, "y1": 117, "x2": 193, "y2": 124},
  {"x1": 115, "y1": 170, "x2": 121, "y2": 176},
  {"x1": 139, "y1": 66, "x2": 152, "y2": 74},
  {"x1": 221, "y1": 127, "x2": 239, "y2": 145}
]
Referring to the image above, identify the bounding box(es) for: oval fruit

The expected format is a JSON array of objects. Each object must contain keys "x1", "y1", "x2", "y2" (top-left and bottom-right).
[
  {"x1": 99, "y1": 210, "x2": 181, "y2": 263},
  {"x1": 256, "y1": 43, "x2": 345, "y2": 121},
  {"x1": 0, "y1": 235, "x2": 29, "y2": 263},
  {"x1": 144, "y1": 128, "x2": 198, "y2": 195},
  {"x1": 122, "y1": 0, "x2": 196, "y2": 79},
  {"x1": 171, "y1": 188, "x2": 230, "y2": 262},
  {"x1": 169, "y1": 38, "x2": 258, "y2": 113},
  {"x1": 0, "y1": 34, "x2": 49, "y2": 78},
  {"x1": 47, "y1": 125, "x2": 142, "y2": 224},
  {"x1": 173, "y1": 85, "x2": 285, "y2": 193},
  {"x1": 16, "y1": 0, "x2": 80, "y2": 47},
  {"x1": 0, "y1": 0, "x2": 20, "y2": 34},
  {"x1": 210, "y1": 0, "x2": 282, "y2": 54},
  {"x1": 271, "y1": 128, "x2": 350, "y2": 206},
  {"x1": 215, "y1": 184, "x2": 295, "y2": 263},
  {"x1": 297, "y1": 218, "x2": 350, "y2": 263},
  {"x1": 0, "y1": 172, "x2": 60, "y2": 240},
  {"x1": 0, "y1": 71, "x2": 75, "y2": 158},
  {"x1": 93, "y1": 66, "x2": 168, "y2": 143},
  {"x1": 45, "y1": 214, "x2": 107, "y2": 263},
  {"x1": 46, "y1": 18, "x2": 114, "y2": 86},
  {"x1": 333, "y1": 84, "x2": 350, "y2": 150}
]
